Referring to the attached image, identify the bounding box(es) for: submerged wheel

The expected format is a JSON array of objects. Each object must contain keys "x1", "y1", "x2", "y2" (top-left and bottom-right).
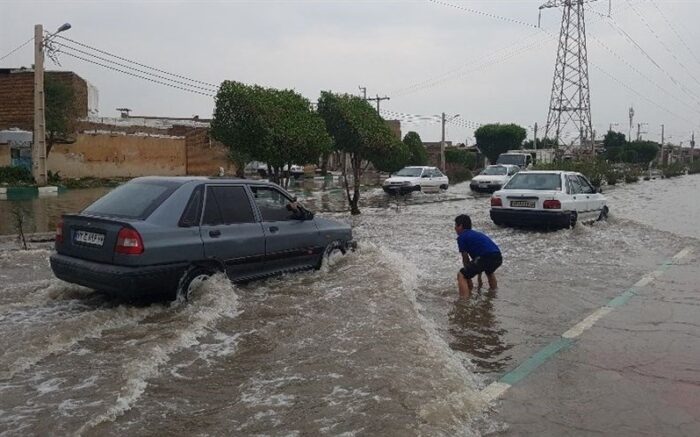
[
  {"x1": 316, "y1": 240, "x2": 345, "y2": 270},
  {"x1": 568, "y1": 212, "x2": 578, "y2": 229},
  {"x1": 440, "y1": 184, "x2": 449, "y2": 190},
  {"x1": 598, "y1": 206, "x2": 609, "y2": 221},
  {"x1": 176, "y1": 266, "x2": 214, "y2": 301}
]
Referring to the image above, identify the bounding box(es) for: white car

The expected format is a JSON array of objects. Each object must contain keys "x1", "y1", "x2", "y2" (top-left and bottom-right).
[
  {"x1": 245, "y1": 162, "x2": 305, "y2": 179},
  {"x1": 382, "y1": 166, "x2": 449, "y2": 195},
  {"x1": 470, "y1": 164, "x2": 520, "y2": 193},
  {"x1": 489, "y1": 170, "x2": 608, "y2": 229}
]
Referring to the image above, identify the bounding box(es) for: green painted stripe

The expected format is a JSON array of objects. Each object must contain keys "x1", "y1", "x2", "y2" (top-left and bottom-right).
[
  {"x1": 607, "y1": 288, "x2": 636, "y2": 308},
  {"x1": 500, "y1": 337, "x2": 573, "y2": 386}
]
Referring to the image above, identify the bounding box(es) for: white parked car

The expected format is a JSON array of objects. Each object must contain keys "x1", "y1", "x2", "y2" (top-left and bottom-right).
[
  {"x1": 245, "y1": 162, "x2": 305, "y2": 179},
  {"x1": 470, "y1": 164, "x2": 520, "y2": 193},
  {"x1": 489, "y1": 171, "x2": 608, "y2": 229},
  {"x1": 382, "y1": 166, "x2": 449, "y2": 195}
]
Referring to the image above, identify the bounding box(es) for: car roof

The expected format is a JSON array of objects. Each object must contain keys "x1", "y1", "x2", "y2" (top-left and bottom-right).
[
  {"x1": 130, "y1": 176, "x2": 281, "y2": 186},
  {"x1": 514, "y1": 170, "x2": 579, "y2": 175}
]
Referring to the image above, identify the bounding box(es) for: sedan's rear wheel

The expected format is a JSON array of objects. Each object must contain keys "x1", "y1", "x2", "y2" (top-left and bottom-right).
[
  {"x1": 568, "y1": 212, "x2": 578, "y2": 229},
  {"x1": 176, "y1": 266, "x2": 213, "y2": 302}
]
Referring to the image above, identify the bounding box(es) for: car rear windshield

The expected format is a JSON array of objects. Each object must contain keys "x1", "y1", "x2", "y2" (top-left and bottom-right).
[
  {"x1": 394, "y1": 168, "x2": 423, "y2": 177},
  {"x1": 504, "y1": 173, "x2": 562, "y2": 190},
  {"x1": 481, "y1": 166, "x2": 507, "y2": 176},
  {"x1": 83, "y1": 181, "x2": 180, "y2": 219}
]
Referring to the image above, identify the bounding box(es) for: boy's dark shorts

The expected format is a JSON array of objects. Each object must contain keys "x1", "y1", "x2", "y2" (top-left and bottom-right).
[{"x1": 460, "y1": 252, "x2": 502, "y2": 279}]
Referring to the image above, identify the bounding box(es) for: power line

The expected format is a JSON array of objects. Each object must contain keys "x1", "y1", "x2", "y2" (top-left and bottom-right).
[
  {"x1": 0, "y1": 36, "x2": 34, "y2": 62},
  {"x1": 426, "y1": 0, "x2": 538, "y2": 29},
  {"x1": 59, "y1": 50, "x2": 215, "y2": 97},
  {"x1": 53, "y1": 41, "x2": 217, "y2": 93},
  {"x1": 53, "y1": 34, "x2": 218, "y2": 88},
  {"x1": 649, "y1": 0, "x2": 700, "y2": 68}
]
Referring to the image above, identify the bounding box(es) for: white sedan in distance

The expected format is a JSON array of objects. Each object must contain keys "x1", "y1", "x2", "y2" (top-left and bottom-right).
[
  {"x1": 382, "y1": 166, "x2": 449, "y2": 195},
  {"x1": 469, "y1": 164, "x2": 520, "y2": 193},
  {"x1": 489, "y1": 170, "x2": 608, "y2": 229}
]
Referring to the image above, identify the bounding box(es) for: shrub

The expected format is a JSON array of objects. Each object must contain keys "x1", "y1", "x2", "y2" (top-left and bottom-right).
[
  {"x1": 661, "y1": 162, "x2": 685, "y2": 178},
  {"x1": 447, "y1": 167, "x2": 473, "y2": 184},
  {"x1": 688, "y1": 161, "x2": 700, "y2": 175},
  {"x1": 445, "y1": 148, "x2": 476, "y2": 169},
  {"x1": 0, "y1": 166, "x2": 34, "y2": 185}
]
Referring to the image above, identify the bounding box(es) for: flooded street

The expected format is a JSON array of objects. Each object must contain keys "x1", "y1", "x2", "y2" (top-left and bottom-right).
[{"x1": 0, "y1": 175, "x2": 698, "y2": 436}]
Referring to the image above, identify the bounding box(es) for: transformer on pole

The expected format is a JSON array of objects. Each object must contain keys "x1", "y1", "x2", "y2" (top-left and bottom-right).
[{"x1": 540, "y1": 0, "x2": 595, "y2": 149}]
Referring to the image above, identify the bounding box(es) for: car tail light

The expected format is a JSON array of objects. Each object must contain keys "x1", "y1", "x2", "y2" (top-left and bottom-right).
[
  {"x1": 115, "y1": 228, "x2": 144, "y2": 255},
  {"x1": 56, "y1": 219, "x2": 64, "y2": 244},
  {"x1": 543, "y1": 199, "x2": 561, "y2": 209},
  {"x1": 490, "y1": 197, "x2": 502, "y2": 207}
]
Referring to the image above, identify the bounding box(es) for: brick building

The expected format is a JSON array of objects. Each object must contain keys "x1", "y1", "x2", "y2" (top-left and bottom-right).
[{"x1": 0, "y1": 68, "x2": 93, "y2": 131}]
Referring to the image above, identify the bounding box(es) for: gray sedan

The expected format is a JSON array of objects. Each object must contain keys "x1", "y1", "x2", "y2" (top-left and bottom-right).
[{"x1": 50, "y1": 177, "x2": 355, "y2": 299}]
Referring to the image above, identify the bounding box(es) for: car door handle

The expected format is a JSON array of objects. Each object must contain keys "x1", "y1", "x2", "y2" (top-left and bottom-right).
[
  {"x1": 209, "y1": 230, "x2": 221, "y2": 238},
  {"x1": 269, "y1": 226, "x2": 279, "y2": 233}
]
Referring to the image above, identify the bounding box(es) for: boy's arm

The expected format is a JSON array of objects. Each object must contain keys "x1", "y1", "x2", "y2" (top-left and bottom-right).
[{"x1": 461, "y1": 252, "x2": 471, "y2": 268}]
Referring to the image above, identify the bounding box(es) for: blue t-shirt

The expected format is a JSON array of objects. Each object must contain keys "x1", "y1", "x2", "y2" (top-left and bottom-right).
[{"x1": 457, "y1": 229, "x2": 500, "y2": 258}]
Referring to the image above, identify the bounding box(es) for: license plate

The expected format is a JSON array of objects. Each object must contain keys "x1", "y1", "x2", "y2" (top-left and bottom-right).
[
  {"x1": 510, "y1": 200, "x2": 535, "y2": 208},
  {"x1": 74, "y1": 230, "x2": 105, "y2": 247}
]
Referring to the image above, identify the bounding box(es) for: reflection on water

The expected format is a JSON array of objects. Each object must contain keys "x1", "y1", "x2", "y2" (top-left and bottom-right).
[
  {"x1": 0, "y1": 188, "x2": 112, "y2": 236},
  {"x1": 448, "y1": 290, "x2": 511, "y2": 373}
]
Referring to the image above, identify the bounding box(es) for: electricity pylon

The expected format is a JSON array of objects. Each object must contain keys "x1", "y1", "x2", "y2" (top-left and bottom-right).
[{"x1": 540, "y1": 0, "x2": 595, "y2": 149}]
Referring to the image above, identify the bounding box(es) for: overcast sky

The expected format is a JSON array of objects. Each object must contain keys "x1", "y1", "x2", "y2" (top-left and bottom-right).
[{"x1": 2, "y1": 0, "x2": 700, "y2": 146}]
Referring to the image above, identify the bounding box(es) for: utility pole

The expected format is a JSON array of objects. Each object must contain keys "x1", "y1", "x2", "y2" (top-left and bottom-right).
[
  {"x1": 534, "y1": 122, "x2": 538, "y2": 150},
  {"x1": 628, "y1": 106, "x2": 635, "y2": 140},
  {"x1": 661, "y1": 124, "x2": 665, "y2": 165},
  {"x1": 33, "y1": 24, "x2": 47, "y2": 186},
  {"x1": 358, "y1": 86, "x2": 367, "y2": 100},
  {"x1": 366, "y1": 94, "x2": 390, "y2": 112},
  {"x1": 636, "y1": 123, "x2": 648, "y2": 141},
  {"x1": 441, "y1": 112, "x2": 446, "y2": 172},
  {"x1": 692, "y1": 132, "x2": 696, "y2": 164},
  {"x1": 609, "y1": 122, "x2": 619, "y2": 133}
]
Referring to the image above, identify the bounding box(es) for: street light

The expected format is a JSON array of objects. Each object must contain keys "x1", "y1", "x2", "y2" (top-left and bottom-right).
[{"x1": 32, "y1": 22, "x2": 72, "y2": 185}]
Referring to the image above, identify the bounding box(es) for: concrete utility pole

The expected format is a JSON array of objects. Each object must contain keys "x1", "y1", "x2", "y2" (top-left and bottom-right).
[
  {"x1": 609, "y1": 122, "x2": 619, "y2": 133},
  {"x1": 32, "y1": 22, "x2": 71, "y2": 186},
  {"x1": 33, "y1": 24, "x2": 47, "y2": 186},
  {"x1": 637, "y1": 123, "x2": 648, "y2": 141},
  {"x1": 366, "y1": 94, "x2": 390, "y2": 112},
  {"x1": 534, "y1": 122, "x2": 538, "y2": 150},
  {"x1": 692, "y1": 132, "x2": 696, "y2": 164},
  {"x1": 661, "y1": 124, "x2": 665, "y2": 165},
  {"x1": 441, "y1": 112, "x2": 446, "y2": 172},
  {"x1": 628, "y1": 107, "x2": 635, "y2": 140},
  {"x1": 358, "y1": 86, "x2": 367, "y2": 100}
]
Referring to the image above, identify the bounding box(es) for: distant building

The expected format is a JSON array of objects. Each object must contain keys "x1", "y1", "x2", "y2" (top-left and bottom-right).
[{"x1": 385, "y1": 119, "x2": 401, "y2": 140}]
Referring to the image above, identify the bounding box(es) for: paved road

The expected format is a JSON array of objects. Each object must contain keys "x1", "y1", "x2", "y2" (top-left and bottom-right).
[{"x1": 490, "y1": 246, "x2": 699, "y2": 436}]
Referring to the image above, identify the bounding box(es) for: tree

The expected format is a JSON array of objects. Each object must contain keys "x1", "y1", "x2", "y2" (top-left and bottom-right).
[
  {"x1": 402, "y1": 131, "x2": 427, "y2": 165},
  {"x1": 373, "y1": 140, "x2": 411, "y2": 174},
  {"x1": 474, "y1": 123, "x2": 527, "y2": 164},
  {"x1": 603, "y1": 130, "x2": 627, "y2": 161},
  {"x1": 522, "y1": 137, "x2": 559, "y2": 150},
  {"x1": 626, "y1": 141, "x2": 660, "y2": 164},
  {"x1": 317, "y1": 91, "x2": 397, "y2": 215},
  {"x1": 211, "y1": 81, "x2": 331, "y2": 187},
  {"x1": 45, "y1": 77, "x2": 77, "y2": 156}
]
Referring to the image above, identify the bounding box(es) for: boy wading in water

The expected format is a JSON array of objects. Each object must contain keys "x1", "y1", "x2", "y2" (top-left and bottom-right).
[{"x1": 455, "y1": 214, "x2": 502, "y2": 299}]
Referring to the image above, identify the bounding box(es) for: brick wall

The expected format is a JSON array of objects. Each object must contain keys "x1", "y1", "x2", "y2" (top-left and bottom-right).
[
  {"x1": 0, "y1": 143, "x2": 10, "y2": 166},
  {"x1": 0, "y1": 70, "x2": 88, "y2": 131}
]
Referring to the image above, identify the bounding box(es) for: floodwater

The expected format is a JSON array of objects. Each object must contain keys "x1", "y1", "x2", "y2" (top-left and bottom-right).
[{"x1": 0, "y1": 175, "x2": 697, "y2": 436}]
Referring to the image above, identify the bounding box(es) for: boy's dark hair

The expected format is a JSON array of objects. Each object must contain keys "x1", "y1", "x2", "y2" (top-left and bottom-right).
[{"x1": 455, "y1": 214, "x2": 472, "y2": 230}]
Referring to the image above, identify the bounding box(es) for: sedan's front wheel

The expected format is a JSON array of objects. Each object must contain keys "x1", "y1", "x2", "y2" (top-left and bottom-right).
[
  {"x1": 568, "y1": 212, "x2": 578, "y2": 229},
  {"x1": 598, "y1": 206, "x2": 609, "y2": 221},
  {"x1": 316, "y1": 240, "x2": 346, "y2": 270}
]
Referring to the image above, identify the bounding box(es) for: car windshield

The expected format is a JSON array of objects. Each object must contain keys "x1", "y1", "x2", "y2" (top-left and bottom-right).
[
  {"x1": 496, "y1": 154, "x2": 526, "y2": 166},
  {"x1": 504, "y1": 173, "x2": 562, "y2": 190},
  {"x1": 394, "y1": 168, "x2": 423, "y2": 177},
  {"x1": 83, "y1": 181, "x2": 180, "y2": 219},
  {"x1": 481, "y1": 166, "x2": 508, "y2": 176}
]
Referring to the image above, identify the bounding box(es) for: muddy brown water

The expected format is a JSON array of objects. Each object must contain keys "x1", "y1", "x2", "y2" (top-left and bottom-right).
[{"x1": 0, "y1": 175, "x2": 697, "y2": 436}]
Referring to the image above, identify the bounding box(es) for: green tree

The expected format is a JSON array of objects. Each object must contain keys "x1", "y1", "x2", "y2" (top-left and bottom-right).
[
  {"x1": 444, "y1": 148, "x2": 476, "y2": 168},
  {"x1": 522, "y1": 137, "x2": 559, "y2": 150},
  {"x1": 603, "y1": 130, "x2": 627, "y2": 161},
  {"x1": 402, "y1": 131, "x2": 427, "y2": 165},
  {"x1": 45, "y1": 77, "x2": 76, "y2": 156},
  {"x1": 317, "y1": 91, "x2": 397, "y2": 215},
  {"x1": 211, "y1": 81, "x2": 331, "y2": 187},
  {"x1": 474, "y1": 123, "x2": 527, "y2": 164},
  {"x1": 626, "y1": 141, "x2": 660, "y2": 164}
]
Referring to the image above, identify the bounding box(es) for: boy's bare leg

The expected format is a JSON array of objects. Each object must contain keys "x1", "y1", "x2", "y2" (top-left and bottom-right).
[
  {"x1": 486, "y1": 273, "x2": 498, "y2": 290},
  {"x1": 477, "y1": 274, "x2": 484, "y2": 289},
  {"x1": 457, "y1": 272, "x2": 473, "y2": 299}
]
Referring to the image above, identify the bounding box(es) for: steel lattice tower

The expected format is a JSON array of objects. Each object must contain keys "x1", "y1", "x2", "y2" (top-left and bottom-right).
[{"x1": 541, "y1": 0, "x2": 595, "y2": 147}]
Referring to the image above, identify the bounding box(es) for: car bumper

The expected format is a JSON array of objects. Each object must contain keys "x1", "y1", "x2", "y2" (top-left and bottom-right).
[
  {"x1": 470, "y1": 183, "x2": 502, "y2": 193},
  {"x1": 383, "y1": 185, "x2": 417, "y2": 194},
  {"x1": 50, "y1": 253, "x2": 187, "y2": 296},
  {"x1": 490, "y1": 208, "x2": 570, "y2": 228}
]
